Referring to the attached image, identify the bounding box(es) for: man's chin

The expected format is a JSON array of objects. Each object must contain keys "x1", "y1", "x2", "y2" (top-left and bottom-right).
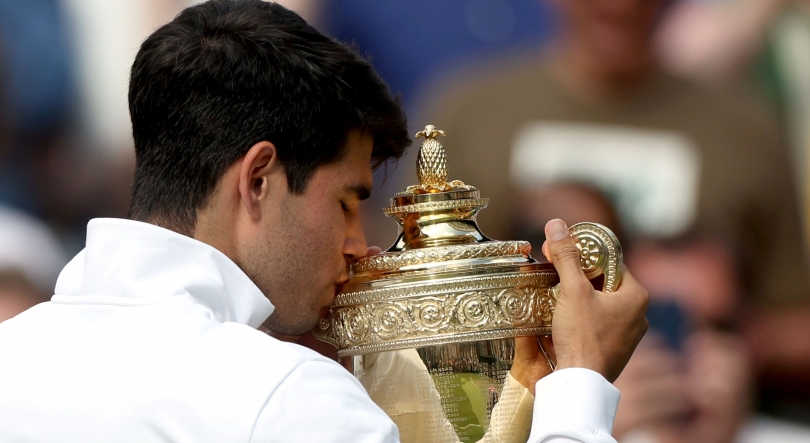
[{"x1": 263, "y1": 314, "x2": 321, "y2": 338}]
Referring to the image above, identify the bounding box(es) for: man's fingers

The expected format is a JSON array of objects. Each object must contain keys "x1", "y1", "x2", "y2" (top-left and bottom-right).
[
  {"x1": 366, "y1": 246, "x2": 383, "y2": 257},
  {"x1": 514, "y1": 335, "x2": 540, "y2": 360},
  {"x1": 512, "y1": 336, "x2": 554, "y2": 393},
  {"x1": 544, "y1": 219, "x2": 588, "y2": 287},
  {"x1": 613, "y1": 268, "x2": 650, "y2": 320}
]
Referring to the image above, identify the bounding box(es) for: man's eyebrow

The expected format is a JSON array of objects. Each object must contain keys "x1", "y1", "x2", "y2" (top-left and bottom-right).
[{"x1": 345, "y1": 183, "x2": 372, "y2": 201}]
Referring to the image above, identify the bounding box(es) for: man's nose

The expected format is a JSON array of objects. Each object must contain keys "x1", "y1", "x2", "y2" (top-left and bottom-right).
[{"x1": 343, "y1": 217, "x2": 368, "y2": 261}]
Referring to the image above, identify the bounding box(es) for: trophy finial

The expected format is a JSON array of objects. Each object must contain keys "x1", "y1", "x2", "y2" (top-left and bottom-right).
[
  {"x1": 415, "y1": 125, "x2": 448, "y2": 189},
  {"x1": 415, "y1": 125, "x2": 446, "y2": 140}
]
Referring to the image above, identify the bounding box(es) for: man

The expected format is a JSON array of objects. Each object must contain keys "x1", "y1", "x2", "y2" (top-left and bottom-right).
[{"x1": 0, "y1": 1, "x2": 648, "y2": 441}]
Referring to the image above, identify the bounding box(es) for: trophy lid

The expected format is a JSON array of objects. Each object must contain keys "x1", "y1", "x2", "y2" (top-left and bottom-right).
[{"x1": 348, "y1": 125, "x2": 534, "y2": 281}]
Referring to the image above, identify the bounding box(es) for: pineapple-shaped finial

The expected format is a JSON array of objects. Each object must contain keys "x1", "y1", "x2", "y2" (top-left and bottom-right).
[{"x1": 415, "y1": 125, "x2": 448, "y2": 188}]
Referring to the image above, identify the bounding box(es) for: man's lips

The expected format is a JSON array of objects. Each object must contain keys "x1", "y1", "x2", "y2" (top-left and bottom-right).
[
  {"x1": 318, "y1": 284, "x2": 341, "y2": 317},
  {"x1": 334, "y1": 268, "x2": 351, "y2": 291}
]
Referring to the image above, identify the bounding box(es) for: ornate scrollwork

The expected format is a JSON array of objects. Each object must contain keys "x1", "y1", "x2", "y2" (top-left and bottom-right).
[
  {"x1": 498, "y1": 288, "x2": 533, "y2": 323},
  {"x1": 576, "y1": 237, "x2": 602, "y2": 271},
  {"x1": 341, "y1": 308, "x2": 370, "y2": 345},
  {"x1": 382, "y1": 198, "x2": 489, "y2": 217},
  {"x1": 372, "y1": 304, "x2": 412, "y2": 339},
  {"x1": 411, "y1": 296, "x2": 451, "y2": 330},
  {"x1": 569, "y1": 222, "x2": 623, "y2": 293},
  {"x1": 335, "y1": 272, "x2": 557, "y2": 307},
  {"x1": 455, "y1": 292, "x2": 496, "y2": 328},
  {"x1": 352, "y1": 241, "x2": 532, "y2": 274},
  {"x1": 314, "y1": 271, "x2": 558, "y2": 357}
]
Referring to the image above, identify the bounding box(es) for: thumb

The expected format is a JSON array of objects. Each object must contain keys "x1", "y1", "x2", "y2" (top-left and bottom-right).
[{"x1": 544, "y1": 219, "x2": 589, "y2": 289}]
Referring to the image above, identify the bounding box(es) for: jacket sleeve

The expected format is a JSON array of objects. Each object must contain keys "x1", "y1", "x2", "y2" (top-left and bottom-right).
[
  {"x1": 528, "y1": 368, "x2": 620, "y2": 443},
  {"x1": 250, "y1": 359, "x2": 400, "y2": 443}
]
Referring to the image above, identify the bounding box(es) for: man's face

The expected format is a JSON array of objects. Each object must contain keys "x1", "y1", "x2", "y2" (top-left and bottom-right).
[
  {"x1": 246, "y1": 132, "x2": 373, "y2": 336},
  {"x1": 556, "y1": 0, "x2": 663, "y2": 76}
]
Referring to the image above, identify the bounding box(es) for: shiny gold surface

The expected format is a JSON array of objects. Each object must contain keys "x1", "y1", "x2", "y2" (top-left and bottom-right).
[{"x1": 312, "y1": 125, "x2": 623, "y2": 443}]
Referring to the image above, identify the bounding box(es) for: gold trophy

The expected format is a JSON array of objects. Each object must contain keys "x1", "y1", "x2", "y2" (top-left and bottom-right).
[{"x1": 314, "y1": 125, "x2": 623, "y2": 442}]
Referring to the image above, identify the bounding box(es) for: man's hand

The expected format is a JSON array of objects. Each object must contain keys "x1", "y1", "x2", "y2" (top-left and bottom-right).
[
  {"x1": 541, "y1": 219, "x2": 649, "y2": 382},
  {"x1": 511, "y1": 336, "x2": 555, "y2": 395}
]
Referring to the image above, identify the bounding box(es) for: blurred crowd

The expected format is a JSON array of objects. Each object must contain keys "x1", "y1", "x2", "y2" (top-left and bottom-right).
[{"x1": 2, "y1": 1, "x2": 810, "y2": 442}]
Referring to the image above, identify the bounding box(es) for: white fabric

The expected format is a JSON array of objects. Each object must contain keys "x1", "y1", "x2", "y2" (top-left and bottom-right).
[
  {"x1": 531, "y1": 369, "x2": 621, "y2": 443},
  {"x1": 0, "y1": 218, "x2": 620, "y2": 442}
]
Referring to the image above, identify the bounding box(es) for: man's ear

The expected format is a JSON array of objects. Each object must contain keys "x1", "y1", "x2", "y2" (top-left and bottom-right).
[{"x1": 238, "y1": 141, "x2": 283, "y2": 220}]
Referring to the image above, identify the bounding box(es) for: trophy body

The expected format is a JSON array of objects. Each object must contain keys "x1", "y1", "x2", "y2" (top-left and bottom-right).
[{"x1": 314, "y1": 126, "x2": 622, "y2": 442}]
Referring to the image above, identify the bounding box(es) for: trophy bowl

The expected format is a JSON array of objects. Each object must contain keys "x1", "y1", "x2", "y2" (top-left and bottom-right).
[{"x1": 314, "y1": 125, "x2": 623, "y2": 443}]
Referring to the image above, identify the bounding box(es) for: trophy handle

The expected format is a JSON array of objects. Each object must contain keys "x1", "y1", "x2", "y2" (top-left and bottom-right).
[
  {"x1": 542, "y1": 222, "x2": 624, "y2": 370},
  {"x1": 569, "y1": 222, "x2": 623, "y2": 293}
]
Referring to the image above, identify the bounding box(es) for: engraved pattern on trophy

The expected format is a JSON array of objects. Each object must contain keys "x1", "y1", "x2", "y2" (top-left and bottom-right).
[
  {"x1": 335, "y1": 273, "x2": 557, "y2": 307},
  {"x1": 353, "y1": 241, "x2": 532, "y2": 274},
  {"x1": 316, "y1": 273, "x2": 559, "y2": 357},
  {"x1": 382, "y1": 198, "x2": 489, "y2": 217},
  {"x1": 569, "y1": 222, "x2": 623, "y2": 293}
]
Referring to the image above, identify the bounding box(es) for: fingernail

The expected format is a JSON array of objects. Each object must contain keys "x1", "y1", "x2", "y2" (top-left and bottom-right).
[{"x1": 547, "y1": 219, "x2": 568, "y2": 241}]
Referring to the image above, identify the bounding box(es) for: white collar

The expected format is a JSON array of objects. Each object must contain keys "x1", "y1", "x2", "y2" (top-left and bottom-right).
[{"x1": 54, "y1": 218, "x2": 274, "y2": 328}]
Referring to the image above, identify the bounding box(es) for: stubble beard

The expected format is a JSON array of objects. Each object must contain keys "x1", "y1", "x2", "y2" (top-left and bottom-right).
[
  {"x1": 244, "y1": 210, "x2": 326, "y2": 337},
  {"x1": 246, "y1": 251, "x2": 321, "y2": 336}
]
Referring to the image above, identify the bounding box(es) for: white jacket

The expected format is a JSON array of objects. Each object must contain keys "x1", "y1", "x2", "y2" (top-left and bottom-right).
[{"x1": 0, "y1": 218, "x2": 619, "y2": 442}]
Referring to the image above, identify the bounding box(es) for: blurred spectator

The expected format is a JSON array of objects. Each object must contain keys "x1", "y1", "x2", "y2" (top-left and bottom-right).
[
  {"x1": 618, "y1": 238, "x2": 810, "y2": 443},
  {"x1": 0, "y1": 0, "x2": 75, "y2": 214},
  {"x1": 418, "y1": 0, "x2": 810, "y2": 421},
  {"x1": 656, "y1": 0, "x2": 810, "y2": 246},
  {"x1": 519, "y1": 183, "x2": 810, "y2": 441},
  {"x1": 419, "y1": 0, "x2": 806, "y2": 305},
  {"x1": 0, "y1": 205, "x2": 67, "y2": 322}
]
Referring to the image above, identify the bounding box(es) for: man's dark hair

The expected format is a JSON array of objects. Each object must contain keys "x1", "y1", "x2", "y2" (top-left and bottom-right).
[{"x1": 128, "y1": 0, "x2": 409, "y2": 234}]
